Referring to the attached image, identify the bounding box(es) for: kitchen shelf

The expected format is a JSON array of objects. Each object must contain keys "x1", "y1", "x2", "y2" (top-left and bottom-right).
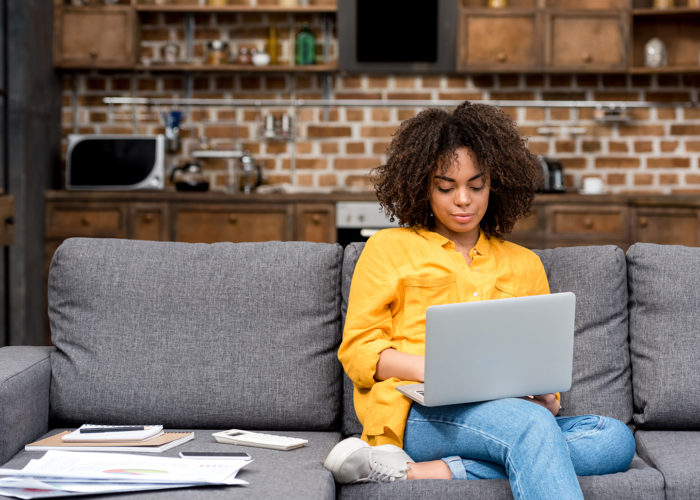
[
  {"x1": 632, "y1": 7, "x2": 700, "y2": 14},
  {"x1": 192, "y1": 150, "x2": 245, "y2": 159},
  {"x1": 135, "y1": 5, "x2": 337, "y2": 13},
  {"x1": 630, "y1": 65, "x2": 700, "y2": 73},
  {"x1": 137, "y1": 63, "x2": 337, "y2": 72}
]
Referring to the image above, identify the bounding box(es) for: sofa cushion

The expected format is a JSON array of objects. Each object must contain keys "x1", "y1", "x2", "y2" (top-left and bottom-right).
[
  {"x1": 338, "y1": 455, "x2": 663, "y2": 500},
  {"x1": 340, "y1": 243, "x2": 365, "y2": 437},
  {"x1": 534, "y1": 246, "x2": 633, "y2": 424},
  {"x1": 49, "y1": 238, "x2": 343, "y2": 430},
  {"x1": 627, "y1": 243, "x2": 700, "y2": 429},
  {"x1": 635, "y1": 430, "x2": 700, "y2": 500},
  {"x1": 3, "y1": 429, "x2": 339, "y2": 500}
]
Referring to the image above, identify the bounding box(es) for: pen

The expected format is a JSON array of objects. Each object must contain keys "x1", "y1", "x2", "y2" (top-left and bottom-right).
[{"x1": 80, "y1": 426, "x2": 145, "y2": 434}]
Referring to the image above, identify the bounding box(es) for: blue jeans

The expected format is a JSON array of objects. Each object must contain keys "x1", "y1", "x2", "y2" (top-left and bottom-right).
[{"x1": 403, "y1": 398, "x2": 635, "y2": 500}]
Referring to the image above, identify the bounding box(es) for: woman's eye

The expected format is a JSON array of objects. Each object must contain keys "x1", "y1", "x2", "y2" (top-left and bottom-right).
[
  {"x1": 437, "y1": 186, "x2": 452, "y2": 193},
  {"x1": 470, "y1": 184, "x2": 486, "y2": 191}
]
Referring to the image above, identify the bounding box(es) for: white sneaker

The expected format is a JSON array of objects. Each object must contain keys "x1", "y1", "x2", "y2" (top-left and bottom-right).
[{"x1": 323, "y1": 437, "x2": 414, "y2": 483}]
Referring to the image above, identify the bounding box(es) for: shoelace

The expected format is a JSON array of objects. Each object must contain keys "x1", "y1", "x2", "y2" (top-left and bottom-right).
[{"x1": 362, "y1": 460, "x2": 409, "y2": 483}]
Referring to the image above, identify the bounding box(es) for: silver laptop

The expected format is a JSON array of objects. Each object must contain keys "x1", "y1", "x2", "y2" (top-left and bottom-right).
[{"x1": 397, "y1": 292, "x2": 575, "y2": 407}]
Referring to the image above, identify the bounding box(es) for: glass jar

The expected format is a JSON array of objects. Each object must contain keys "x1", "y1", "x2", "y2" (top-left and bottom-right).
[
  {"x1": 653, "y1": 0, "x2": 674, "y2": 8},
  {"x1": 237, "y1": 47, "x2": 253, "y2": 65},
  {"x1": 206, "y1": 40, "x2": 228, "y2": 65}
]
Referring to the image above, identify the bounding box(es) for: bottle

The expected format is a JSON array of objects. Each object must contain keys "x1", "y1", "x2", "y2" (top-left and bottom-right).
[
  {"x1": 295, "y1": 24, "x2": 316, "y2": 66},
  {"x1": 267, "y1": 27, "x2": 279, "y2": 65}
]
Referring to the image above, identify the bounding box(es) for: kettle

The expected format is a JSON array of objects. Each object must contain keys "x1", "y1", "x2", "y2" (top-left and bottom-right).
[
  {"x1": 239, "y1": 153, "x2": 263, "y2": 194},
  {"x1": 536, "y1": 156, "x2": 566, "y2": 193},
  {"x1": 170, "y1": 162, "x2": 209, "y2": 192}
]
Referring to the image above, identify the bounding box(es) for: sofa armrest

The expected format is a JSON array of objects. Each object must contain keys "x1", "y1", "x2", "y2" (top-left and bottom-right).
[{"x1": 0, "y1": 346, "x2": 55, "y2": 464}]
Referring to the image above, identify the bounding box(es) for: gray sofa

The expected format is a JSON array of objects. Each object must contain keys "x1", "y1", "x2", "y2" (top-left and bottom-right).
[{"x1": 0, "y1": 237, "x2": 698, "y2": 499}]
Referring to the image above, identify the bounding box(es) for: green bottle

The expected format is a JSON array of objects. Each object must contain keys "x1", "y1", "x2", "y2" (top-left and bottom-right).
[{"x1": 295, "y1": 24, "x2": 316, "y2": 66}]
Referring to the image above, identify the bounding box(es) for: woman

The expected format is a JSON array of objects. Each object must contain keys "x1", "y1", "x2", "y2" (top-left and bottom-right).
[{"x1": 324, "y1": 102, "x2": 635, "y2": 499}]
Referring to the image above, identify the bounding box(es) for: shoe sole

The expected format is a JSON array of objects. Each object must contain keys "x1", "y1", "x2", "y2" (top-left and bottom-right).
[{"x1": 323, "y1": 437, "x2": 367, "y2": 474}]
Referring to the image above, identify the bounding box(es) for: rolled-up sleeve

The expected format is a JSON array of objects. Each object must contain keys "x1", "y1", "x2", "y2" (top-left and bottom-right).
[{"x1": 339, "y1": 237, "x2": 398, "y2": 389}]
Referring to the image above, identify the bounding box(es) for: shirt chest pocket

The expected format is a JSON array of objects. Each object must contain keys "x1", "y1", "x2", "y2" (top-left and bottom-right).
[
  {"x1": 399, "y1": 275, "x2": 459, "y2": 339},
  {"x1": 493, "y1": 279, "x2": 527, "y2": 299}
]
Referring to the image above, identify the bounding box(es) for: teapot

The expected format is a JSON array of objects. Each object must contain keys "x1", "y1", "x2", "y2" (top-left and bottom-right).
[{"x1": 170, "y1": 162, "x2": 209, "y2": 192}]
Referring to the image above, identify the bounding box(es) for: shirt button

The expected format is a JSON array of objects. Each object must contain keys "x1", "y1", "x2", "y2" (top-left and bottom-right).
[{"x1": 473, "y1": 292, "x2": 479, "y2": 297}]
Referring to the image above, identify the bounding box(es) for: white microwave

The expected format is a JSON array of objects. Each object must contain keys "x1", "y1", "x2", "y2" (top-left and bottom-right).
[{"x1": 66, "y1": 135, "x2": 164, "y2": 190}]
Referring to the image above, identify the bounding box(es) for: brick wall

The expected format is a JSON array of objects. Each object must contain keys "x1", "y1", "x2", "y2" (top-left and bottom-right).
[{"x1": 60, "y1": 15, "x2": 700, "y2": 194}]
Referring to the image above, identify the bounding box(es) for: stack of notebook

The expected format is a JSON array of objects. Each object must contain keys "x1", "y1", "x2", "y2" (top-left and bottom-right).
[{"x1": 25, "y1": 425, "x2": 194, "y2": 453}]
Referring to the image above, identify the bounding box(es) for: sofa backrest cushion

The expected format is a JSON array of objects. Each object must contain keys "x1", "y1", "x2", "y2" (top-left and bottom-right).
[
  {"x1": 340, "y1": 243, "x2": 364, "y2": 436},
  {"x1": 340, "y1": 243, "x2": 633, "y2": 436},
  {"x1": 534, "y1": 246, "x2": 633, "y2": 424},
  {"x1": 627, "y1": 243, "x2": 700, "y2": 429},
  {"x1": 49, "y1": 238, "x2": 344, "y2": 430}
]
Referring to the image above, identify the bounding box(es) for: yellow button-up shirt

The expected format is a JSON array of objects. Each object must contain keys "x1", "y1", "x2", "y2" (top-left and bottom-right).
[{"x1": 339, "y1": 227, "x2": 551, "y2": 447}]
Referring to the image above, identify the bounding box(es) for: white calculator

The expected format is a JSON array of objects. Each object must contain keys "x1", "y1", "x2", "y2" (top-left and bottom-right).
[{"x1": 212, "y1": 429, "x2": 308, "y2": 451}]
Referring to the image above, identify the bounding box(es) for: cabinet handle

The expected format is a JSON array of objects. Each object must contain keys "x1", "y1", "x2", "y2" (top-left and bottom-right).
[
  {"x1": 142, "y1": 214, "x2": 154, "y2": 223},
  {"x1": 228, "y1": 215, "x2": 238, "y2": 224},
  {"x1": 311, "y1": 214, "x2": 321, "y2": 224},
  {"x1": 89, "y1": 50, "x2": 98, "y2": 60},
  {"x1": 582, "y1": 217, "x2": 594, "y2": 229},
  {"x1": 581, "y1": 52, "x2": 592, "y2": 63},
  {"x1": 3, "y1": 216, "x2": 13, "y2": 226},
  {"x1": 81, "y1": 216, "x2": 90, "y2": 226},
  {"x1": 496, "y1": 51, "x2": 507, "y2": 63},
  {"x1": 639, "y1": 217, "x2": 649, "y2": 228}
]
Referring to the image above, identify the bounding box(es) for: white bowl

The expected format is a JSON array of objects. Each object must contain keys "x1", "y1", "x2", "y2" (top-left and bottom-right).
[{"x1": 252, "y1": 52, "x2": 271, "y2": 66}]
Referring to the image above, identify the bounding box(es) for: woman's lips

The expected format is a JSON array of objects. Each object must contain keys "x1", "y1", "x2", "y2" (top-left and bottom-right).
[{"x1": 453, "y1": 213, "x2": 474, "y2": 223}]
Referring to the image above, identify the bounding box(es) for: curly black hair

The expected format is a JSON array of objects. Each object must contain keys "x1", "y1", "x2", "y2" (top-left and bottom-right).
[{"x1": 373, "y1": 101, "x2": 542, "y2": 239}]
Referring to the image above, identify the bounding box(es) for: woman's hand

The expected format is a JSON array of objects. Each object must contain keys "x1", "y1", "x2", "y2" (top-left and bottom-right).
[
  {"x1": 522, "y1": 393, "x2": 561, "y2": 416},
  {"x1": 375, "y1": 348, "x2": 425, "y2": 382}
]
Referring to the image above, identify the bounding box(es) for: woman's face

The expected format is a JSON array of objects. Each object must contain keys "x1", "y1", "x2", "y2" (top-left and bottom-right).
[{"x1": 429, "y1": 147, "x2": 490, "y2": 245}]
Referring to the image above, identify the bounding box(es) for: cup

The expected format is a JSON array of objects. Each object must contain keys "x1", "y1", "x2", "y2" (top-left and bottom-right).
[{"x1": 581, "y1": 177, "x2": 605, "y2": 195}]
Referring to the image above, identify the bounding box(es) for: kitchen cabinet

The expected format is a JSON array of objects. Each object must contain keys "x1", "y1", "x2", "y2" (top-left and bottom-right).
[
  {"x1": 128, "y1": 203, "x2": 169, "y2": 241},
  {"x1": 53, "y1": 3, "x2": 137, "y2": 69},
  {"x1": 0, "y1": 195, "x2": 14, "y2": 247},
  {"x1": 53, "y1": 0, "x2": 337, "y2": 72},
  {"x1": 173, "y1": 203, "x2": 291, "y2": 243},
  {"x1": 295, "y1": 203, "x2": 335, "y2": 243},
  {"x1": 457, "y1": 8, "x2": 541, "y2": 72},
  {"x1": 545, "y1": 203, "x2": 629, "y2": 247},
  {"x1": 631, "y1": 206, "x2": 700, "y2": 246},
  {"x1": 509, "y1": 195, "x2": 630, "y2": 249},
  {"x1": 546, "y1": 10, "x2": 628, "y2": 71},
  {"x1": 631, "y1": 4, "x2": 700, "y2": 73},
  {"x1": 457, "y1": 0, "x2": 631, "y2": 73}
]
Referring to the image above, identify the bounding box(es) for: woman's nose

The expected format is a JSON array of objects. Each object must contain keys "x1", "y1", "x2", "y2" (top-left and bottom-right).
[{"x1": 455, "y1": 187, "x2": 471, "y2": 205}]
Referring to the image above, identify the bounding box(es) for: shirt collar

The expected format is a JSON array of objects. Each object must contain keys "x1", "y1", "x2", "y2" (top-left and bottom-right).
[{"x1": 416, "y1": 228, "x2": 491, "y2": 256}]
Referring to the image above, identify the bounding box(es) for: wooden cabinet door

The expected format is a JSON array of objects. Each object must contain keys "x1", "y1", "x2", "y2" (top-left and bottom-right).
[
  {"x1": 0, "y1": 195, "x2": 14, "y2": 246},
  {"x1": 128, "y1": 203, "x2": 169, "y2": 241},
  {"x1": 632, "y1": 208, "x2": 700, "y2": 247},
  {"x1": 457, "y1": 10, "x2": 541, "y2": 72},
  {"x1": 546, "y1": 203, "x2": 629, "y2": 247},
  {"x1": 45, "y1": 203, "x2": 128, "y2": 239},
  {"x1": 173, "y1": 205, "x2": 292, "y2": 243},
  {"x1": 546, "y1": 11, "x2": 628, "y2": 71},
  {"x1": 54, "y1": 7, "x2": 136, "y2": 68},
  {"x1": 295, "y1": 203, "x2": 335, "y2": 243}
]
